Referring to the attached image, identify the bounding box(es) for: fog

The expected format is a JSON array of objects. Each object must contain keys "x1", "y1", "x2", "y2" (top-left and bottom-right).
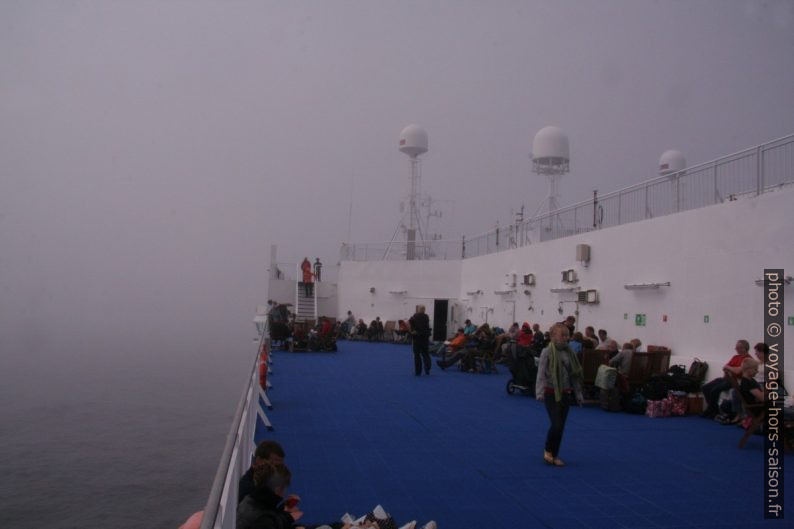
[{"x1": 2, "y1": 1, "x2": 793, "y2": 359}]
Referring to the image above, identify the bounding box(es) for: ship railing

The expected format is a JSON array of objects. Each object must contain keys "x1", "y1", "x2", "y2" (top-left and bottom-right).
[
  {"x1": 341, "y1": 132, "x2": 794, "y2": 261},
  {"x1": 200, "y1": 321, "x2": 271, "y2": 529},
  {"x1": 271, "y1": 261, "x2": 339, "y2": 284},
  {"x1": 339, "y1": 238, "x2": 465, "y2": 262}
]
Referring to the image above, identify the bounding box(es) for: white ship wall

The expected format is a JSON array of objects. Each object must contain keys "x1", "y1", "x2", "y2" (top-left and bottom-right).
[
  {"x1": 336, "y1": 259, "x2": 461, "y2": 325},
  {"x1": 338, "y1": 186, "x2": 793, "y2": 388}
]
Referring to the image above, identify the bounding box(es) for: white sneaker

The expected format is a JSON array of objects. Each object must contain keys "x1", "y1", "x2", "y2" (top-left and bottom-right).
[{"x1": 372, "y1": 505, "x2": 388, "y2": 520}]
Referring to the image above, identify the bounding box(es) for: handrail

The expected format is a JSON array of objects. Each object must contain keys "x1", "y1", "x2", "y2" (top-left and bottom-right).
[
  {"x1": 199, "y1": 320, "x2": 269, "y2": 529},
  {"x1": 340, "y1": 132, "x2": 794, "y2": 261}
]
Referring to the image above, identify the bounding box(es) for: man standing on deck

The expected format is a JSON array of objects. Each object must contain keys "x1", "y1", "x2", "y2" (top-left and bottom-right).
[
  {"x1": 409, "y1": 305, "x2": 432, "y2": 376},
  {"x1": 313, "y1": 257, "x2": 322, "y2": 282}
]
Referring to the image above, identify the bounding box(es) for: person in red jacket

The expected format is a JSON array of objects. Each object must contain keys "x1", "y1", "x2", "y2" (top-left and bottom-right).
[
  {"x1": 300, "y1": 258, "x2": 314, "y2": 297},
  {"x1": 700, "y1": 339, "x2": 751, "y2": 418}
]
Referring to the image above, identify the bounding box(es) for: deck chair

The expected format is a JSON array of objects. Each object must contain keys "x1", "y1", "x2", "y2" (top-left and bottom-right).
[
  {"x1": 647, "y1": 346, "x2": 671, "y2": 376},
  {"x1": 626, "y1": 352, "x2": 653, "y2": 390},
  {"x1": 383, "y1": 320, "x2": 396, "y2": 342},
  {"x1": 727, "y1": 370, "x2": 766, "y2": 448},
  {"x1": 581, "y1": 349, "x2": 608, "y2": 403}
]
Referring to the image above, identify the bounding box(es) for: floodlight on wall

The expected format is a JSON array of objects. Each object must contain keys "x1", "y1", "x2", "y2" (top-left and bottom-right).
[
  {"x1": 754, "y1": 276, "x2": 792, "y2": 286},
  {"x1": 523, "y1": 289, "x2": 532, "y2": 296},
  {"x1": 466, "y1": 289, "x2": 483, "y2": 296},
  {"x1": 369, "y1": 287, "x2": 376, "y2": 294},
  {"x1": 523, "y1": 273, "x2": 536, "y2": 286},
  {"x1": 624, "y1": 282, "x2": 671, "y2": 290}
]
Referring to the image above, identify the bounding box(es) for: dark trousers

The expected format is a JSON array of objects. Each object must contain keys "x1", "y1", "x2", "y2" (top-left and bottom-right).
[
  {"x1": 302, "y1": 282, "x2": 313, "y2": 297},
  {"x1": 544, "y1": 393, "x2": 571, "y2": 457},
  {"x1": 702, "y1": 377, "x2": 732, "y2": 412},
  {"x1": 413, "y1": 337, "x2": 431, "y2": 375}
]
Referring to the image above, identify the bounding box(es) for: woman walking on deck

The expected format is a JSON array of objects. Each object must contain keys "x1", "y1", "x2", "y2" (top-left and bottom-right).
[{"x1": 535, "y1": 323, "x2": 583, "y2": 466}]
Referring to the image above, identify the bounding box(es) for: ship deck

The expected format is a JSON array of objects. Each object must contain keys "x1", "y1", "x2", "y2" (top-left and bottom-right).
[{"x1": 254, "y1": 341, "x2": 791, "y2": 529}]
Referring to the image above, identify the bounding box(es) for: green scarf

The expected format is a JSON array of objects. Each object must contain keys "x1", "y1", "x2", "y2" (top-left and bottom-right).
[{"x1": 549, "y1": 342, "x2": 583, "y2": 402}]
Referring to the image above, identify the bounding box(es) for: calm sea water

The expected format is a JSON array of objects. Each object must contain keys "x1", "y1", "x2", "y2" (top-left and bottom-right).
[{"x1": 0, "y1": 334, "x2": 252, "y2": 529}]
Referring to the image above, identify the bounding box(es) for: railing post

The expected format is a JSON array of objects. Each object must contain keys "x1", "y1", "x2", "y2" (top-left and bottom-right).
[
  {"x1": 644, "y1": 185, "x2": 649, "y2": 219},
  {"x1": 461, "y1": 235, "x2": 466, "y2": 259},
  {"x1": 757, "y1": 145, "x2": 763, "y2": 195},
  {"x1": 573, "y1": 206, "x2": 577, "y2": 233},
  {"x1": 714, "y1": 162, "x2": 719, "y2": 203}
]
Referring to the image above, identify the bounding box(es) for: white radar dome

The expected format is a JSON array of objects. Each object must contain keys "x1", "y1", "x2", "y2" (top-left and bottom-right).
[
  {"x1": 531, "y1": 126, "x2": 570, "y2": 175},
  {"x1": 399, "y1": 124, "x2": 429, "y2": 157},
  {"x1": 659, "y1": 150, "x2": 686, "y2": 176}
]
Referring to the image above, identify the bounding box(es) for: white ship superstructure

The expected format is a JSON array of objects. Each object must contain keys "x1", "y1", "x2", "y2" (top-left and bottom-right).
[{"x1": 273, "y1": 132, "x2": 794, "y2": 390}]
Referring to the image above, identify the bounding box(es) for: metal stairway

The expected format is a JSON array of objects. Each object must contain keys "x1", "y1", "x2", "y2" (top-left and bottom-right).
[{"x1": 295, "y1": 281, "x2": 317, "y2": 323}]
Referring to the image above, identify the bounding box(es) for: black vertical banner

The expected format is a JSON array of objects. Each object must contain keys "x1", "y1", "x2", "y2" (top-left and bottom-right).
[{"x1": 764, "y1": 269, "x2": 784, "y2": 519}]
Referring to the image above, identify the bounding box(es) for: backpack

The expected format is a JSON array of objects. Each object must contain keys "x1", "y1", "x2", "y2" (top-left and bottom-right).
[
  {"x1": 688, "y1": 358, "x2": 709, "y2": 383},
  {"x1": 668, "y1": 364, "x2": 686, "y2": 377},
  {"x1": 625, "y1": 391, "x2": 647, "y2": 414}
]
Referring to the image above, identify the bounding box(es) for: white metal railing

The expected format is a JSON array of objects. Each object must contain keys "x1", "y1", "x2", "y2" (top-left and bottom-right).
[
  {"x1": 271, "y1": 261, "x2": 339, "y2": 284},
  {"x1": 200, "y1": 323, "x2": 272, "y2": 529},
  {"x1": 341, "y1": 133, "x2": 794, "y2": 261}
]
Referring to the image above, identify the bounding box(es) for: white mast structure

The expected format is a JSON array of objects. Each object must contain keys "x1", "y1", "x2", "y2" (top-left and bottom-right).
[
  {"x1": 530, "y1": 126, "x2": 570, "y2": 218},
  {"x1": 659, "y1": 149, "x2": 687, "y2": 212},
  {"x1": 397, "y1": 124, "x2": 429, "y2": 260}
]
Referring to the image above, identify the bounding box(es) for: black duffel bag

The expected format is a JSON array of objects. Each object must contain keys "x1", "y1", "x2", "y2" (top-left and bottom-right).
[
  {"x1": 668, "y1": 373, "x2": 701, "y2": 393},
  {"x1": 642, "y1": 374, "x2": 671, "y2": 401}
]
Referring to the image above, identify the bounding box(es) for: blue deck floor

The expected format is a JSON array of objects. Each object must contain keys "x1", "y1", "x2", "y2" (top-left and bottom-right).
[{"x1": 255, "y1": 341, "x2": 791, "y2": 529}]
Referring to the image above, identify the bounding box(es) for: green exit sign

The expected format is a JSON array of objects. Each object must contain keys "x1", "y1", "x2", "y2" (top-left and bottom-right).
[
  {"x1": 635, "y1": 314, "x2": 646, "y2": 326},
  {"x1": 788, "y1": 316, "x2": 794, "y2": 326}
]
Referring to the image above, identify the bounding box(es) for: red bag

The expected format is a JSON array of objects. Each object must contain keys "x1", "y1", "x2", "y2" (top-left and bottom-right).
[
  {"x1": 667, "y1": 390, "x2": 688, "y2": 416},
  {"x1": 646, "y1": 399, "x2": 672, "y2": 418}
]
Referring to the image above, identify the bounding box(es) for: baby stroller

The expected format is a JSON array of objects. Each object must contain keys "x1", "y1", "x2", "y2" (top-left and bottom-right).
[{"x1": 506, "y1": 345, "x2": 538, "y2": 395}]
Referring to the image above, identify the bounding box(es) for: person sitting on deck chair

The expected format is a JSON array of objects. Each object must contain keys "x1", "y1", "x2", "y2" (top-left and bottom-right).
[
  {"x1": 447, "y1": 323, "x2": 496, "y2": 373},
  {"x1": 343, "y1": 311, "x2": 356, "y2": 337},
  {"x1": 463, "y1": 319, "x2": 477, "y2": 336},
  {"x1": 700, "y1": 339, "x2": 751, "y2": 418},
  {"x1": 395, "y1": 319, "x2": 410, "y2": 343},
  {"x1": 236, "y1": 461, "x2": 307, "y2": 529},
  {"x1": 531, "y1": 323, "x2": 547, "y2": 356},
  {"x1": 738, "y1": 358, "x2": 765, "y2": 412},
  {"x1": 367, "y1": 317, "x2": 384, "y2": 341},
  {"x1": 597, "y1": 339, "x2": 620, "y2": 360},
  {"x1": 492, "y1": 322, "x2": 520, "y2": 362},
  {"x1": 435, "y1": 328, "x2": 467, "y2": 368},
  {"x1": 238, "y1": 441, "x2": 288, "y2": 504},
  {"x1": 354, "y1": 319, "x2": 367, "y2": 339}
]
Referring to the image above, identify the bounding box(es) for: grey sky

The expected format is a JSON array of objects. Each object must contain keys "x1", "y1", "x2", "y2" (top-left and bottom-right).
[{"x1": 1, "y1": 1, "x2": 793, "y2": 351}]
